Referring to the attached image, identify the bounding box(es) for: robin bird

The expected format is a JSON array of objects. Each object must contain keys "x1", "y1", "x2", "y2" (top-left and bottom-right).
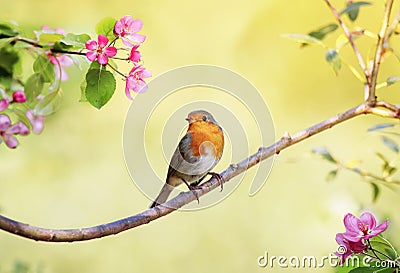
[{"x1": 150, "y1": 110, "x2": 224, "y2": 208}]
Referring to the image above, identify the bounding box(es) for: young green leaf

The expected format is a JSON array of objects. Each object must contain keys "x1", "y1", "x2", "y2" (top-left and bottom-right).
[
  {"x1": 386, "y1": 75, "x2": 400, "y2": 86},
  {"x1": 308, "y1": 23, "x2": 338, "y2": 40},
  {"x1": 37, "y1": 33, "x2": 64, "y2": 44},
  {"x1": 34, "y1": 89, "x2": 63, "y2": 115},
  {"x1": 80, "y1": 79, "x2": 87, "y2": 102},
  {"x1": 367, "y1": 123, "x2": 395, "y2": 132},
  {"x1": 0, "y1": 23, "x2": 19, "y2": 38},
  {"x1": 33, "y1": 55, "x2": 55, "y2": 83},
  {"x1": 85, "y1": 68, "x2": 116, "y2": 109},
  {"x1": 339, "y1": 1, "x2": 372, "y2": 21},
  {"x1": 325, "y1": 49, "x2": 341, "y2": 75},
  {"x1": 25, "y1": 73, "x2": 44, "y2": 102},
  {"x1": 381, "y1": 136, "x2": 399, "y2": 153},
  {"x1": 312, "y1": 147, "x2": 337, "y2": 163},
  {"x1": 281, "y1": 34, "x2": 325, "y2": 47},
  {"x1": 370, "y1": 182, "x2": 380, "y2": 203},
  {"x1": 326, "y1": 169, "x2": 338, "y2": 182},
  {"x1": 0, "y1": 37, "x2": 16, "y2": 49},
  {"x1": 0, "y1": 47, "x2": 19, "y2": 74},
  {"x1": 95, "y1": 17, "x2": 117, "y2": 40},
  {"x1": 61, "y1": 33, "x2": 90, "y2": 48}
]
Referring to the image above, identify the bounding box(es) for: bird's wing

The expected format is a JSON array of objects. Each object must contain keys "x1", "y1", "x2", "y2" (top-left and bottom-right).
[{"x1": 167, "y1": 133, "x2": 198, "y2": 179}]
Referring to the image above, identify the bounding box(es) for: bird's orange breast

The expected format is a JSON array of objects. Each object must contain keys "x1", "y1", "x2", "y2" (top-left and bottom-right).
[{"x1": 187, "y1": 121, "x2": 224, "y2": 159}]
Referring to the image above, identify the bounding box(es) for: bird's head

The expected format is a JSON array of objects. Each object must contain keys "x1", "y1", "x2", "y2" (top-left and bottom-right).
[{"x1": 185, "y1": 110, "x2": 218, "y2": 125}]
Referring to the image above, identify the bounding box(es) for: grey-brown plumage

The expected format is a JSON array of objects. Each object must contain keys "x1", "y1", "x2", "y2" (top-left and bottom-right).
[{"x1": 150, "y1": 110, "x2": 224, "y2": 208}]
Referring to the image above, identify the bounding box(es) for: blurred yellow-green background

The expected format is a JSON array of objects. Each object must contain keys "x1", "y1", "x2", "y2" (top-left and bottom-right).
[{"x1": 1, "y1": 0, "x2": 400, "y2": 272}]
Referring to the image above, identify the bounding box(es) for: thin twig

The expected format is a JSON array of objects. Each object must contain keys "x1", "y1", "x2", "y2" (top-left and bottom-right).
[
  {"x1": 323, "y1": 0, "x2": 368, "y2": 77},
  {"x1": 368, "y1": 0, "x2": 394, "y2": 104}
]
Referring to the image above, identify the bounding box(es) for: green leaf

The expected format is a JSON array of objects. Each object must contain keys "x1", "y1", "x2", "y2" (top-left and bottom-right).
[
  {"x1": 308, "y1": 23, "x2": 338, "y2": 40},
  {"x1": 0, "y1": 46, "x2": 19, "y2": 74},
  {"x1": 326, "y1": 169, "x2": 338, "y2": 182},
  {"x1": 340, "y1": 2, "x2": 372, "y2": 21},
  {"x1": 52, "y1": 41, "x2": 73, "y2": 51},
  {"x1": 0, "y1": 23, "x2": 19, "y2": 38},
  {"x1": 95, "y1": 17, "x2": 116, "y2": 40},
  {"x1": 33, "y1": 55, "x2": 55, "y2": 83},
  {"x1": 325, "y1": 49, "x2": 341, "y2": 75},
  {"x1": 85, "y1": 68, "x2": 116, "y2": 109},
  {"x1": 25, "y1": 73, "x2": 44, "y2": 102},
  {"x1": 61, "y1": 33, "x2": 90, "y2": 48},
  {"x1": 37, "y1": 33, "x2": 64, "y2": 44},
  {"x1": 386, "y1": 75, "x2": 400, "y2": 86},
  {"x1": 281, "y1": 34, "x2": 325, "y2": 47},
  {"x1": 0, "y1": 37, "x2": 16, "y2": 49},
  {"x1": 80, "y1": 79, "x2": 87, "y2": 102},
  {"x1": 34, "y1": 89, "x2": 62, "y2": 115},
  {"x1": 312, "y1": 147, "x2": 337, "y2": 163},
  {"x1": 370, "y1": 182, "x2": 380, "y2": 202},
  {"x1": 367, "y1": 123, "x2": 395, "y2": 132},
  {"x1": 381, "y1": 136, "x2": 399, "y2": 153}
]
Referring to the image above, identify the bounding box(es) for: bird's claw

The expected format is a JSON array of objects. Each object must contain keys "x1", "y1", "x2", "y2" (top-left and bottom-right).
[{"x1": 208, "y1": 172, "x2": 224, "y2": 192}]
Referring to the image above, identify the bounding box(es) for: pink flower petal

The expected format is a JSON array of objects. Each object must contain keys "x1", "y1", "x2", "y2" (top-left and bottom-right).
[
  {"x1": 57, "y1": 55, "x2": 73, "y2": 67},
  {"x1": 360, "y1": 212, "x2": 376, "y2": 229},
  {"x1": 104, "y1": 46, "x2": 117, "y2": 57},
  {"x1": 7, "y1": 122, "x2": 29, "y2": 135},
  {"x1": 86, "y1": 52, "x2": 97, "y2": 62},
  {"x1": 121, "y1": 38, "x2": 134, "y2": 47},
  {"x1": 97, "y1": 35, "x2": 109, "y2": 48},
  {"x1": 130, "y1": 19, "x2": 143, "y2": 32},
  {"x1": 372, "y1": 219, "x2": 389, "y2": 236},
  {"x1": 127, "y1": 33, "x2": 146, "y2": 43},
  {"x1": 0, "y1": 114, "x2": 10, "y2": 131},
  {"x1": 97, "y1": 54, "x2": 109, "y2": 65},
  {"x1": 12, "y1": 91, "x2": 26, "y2": 103},
  {"x1": 0, "y1": 99, "x2": 9, "y2": 111},
  {"x1": 4, "y1": 134, "x2": 18, "y2": 148},
  {"x1": 139, "y1": 69, "x2": 152, "y2": 79},
  {"x1": 136, "y1": 80, "x2": 148, "y2": 93},
  {"x1": 85, "y1": 40, "x2": 97, "y2": 50},
  {"x1": 125, "y1": 84, "x2": 134, "y2": 100},
  {"x1": 114, "y1": 21, "x2": 123, "y2": 35}
]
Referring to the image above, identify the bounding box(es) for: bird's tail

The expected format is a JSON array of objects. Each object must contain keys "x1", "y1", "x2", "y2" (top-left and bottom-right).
[{"x1": 149, "y1": 183, "x2": 174, "y2": 208}]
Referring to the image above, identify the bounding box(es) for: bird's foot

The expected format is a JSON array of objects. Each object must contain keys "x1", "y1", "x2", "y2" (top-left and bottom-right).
[
  {"x1": 208, "y1": 172, "x2": 224, "y2": 191},
  {"x1": 183, "y1": 180, "x2": 200, "y2": 204}
]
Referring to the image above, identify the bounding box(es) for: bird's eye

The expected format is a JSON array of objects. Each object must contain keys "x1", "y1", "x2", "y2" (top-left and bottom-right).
[{"x1": 202, "y1": 115, "x2": 207, "y2": 121}]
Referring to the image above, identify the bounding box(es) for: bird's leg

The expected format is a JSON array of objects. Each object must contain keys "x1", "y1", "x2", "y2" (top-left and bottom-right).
[
  {"x1": 208, "y1": 172, "x2": 224, "y2": 191},
  {"x1": 190, "y1": 175, "x2": 207, "y2": 188},
  {"x1": 182, "y1": 179, "x2": 200, "y2": 204}
]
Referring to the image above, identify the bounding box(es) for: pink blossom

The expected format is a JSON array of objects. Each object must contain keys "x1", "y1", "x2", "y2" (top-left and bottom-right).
[
  {"x1": 12, "y1": 91, "x2": 26, "y2": 103},
  {"x1": 342, "y1": 212, "x2": 388, "y2": 242},
  {"x1": 48, "y1": 53, "x2": 73, "y2": 81},
  {"x1": 114, "y1": 15, "x2": 146, "y2": 46},
  {"x1": 85, "y1": 35, "x2": 117, "y2": 65},
  {"x1": 125, "y1": 65, "x2": 151, "y2": 100},
  {"x1": 0, "y1": 114, "x2": 30, "y2": 149},
  {"x1": 0, "y1": 99, "x2": 9, "y2": 111},
  {"x1": 26, "y1": 110, "x2": 45, "y2": 134},
  {"x1": 41, "y1": 25, "x2": 64, "y2": 35},
  {"x1": 129, "y1": 45, "x2": 141, "y2": 62},
  {"x1": 334, "y1": 233, "x2": 367, "y2": 264}
]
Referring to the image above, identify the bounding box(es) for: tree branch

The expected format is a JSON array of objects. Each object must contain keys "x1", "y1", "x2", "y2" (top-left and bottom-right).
[
  {"x1": 323, "y1": 0, "x2": 368, "y2": 78},
  {"x1": 1, "y1": 102, "x2": 399, "y2": 242},
  {"x1": 368, "y1": 0, "x2": 394, "y2": 104}
]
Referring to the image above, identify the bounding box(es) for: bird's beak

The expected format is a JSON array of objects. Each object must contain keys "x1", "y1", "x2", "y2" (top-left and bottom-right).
[{"x1": 185, "y1": 117, "x2": 191, "y2": 122}]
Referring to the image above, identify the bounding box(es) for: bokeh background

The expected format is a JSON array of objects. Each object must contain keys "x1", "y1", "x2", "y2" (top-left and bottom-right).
[{"x1": 1, "y1": 0, "x2": 400, "y2": 272}]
